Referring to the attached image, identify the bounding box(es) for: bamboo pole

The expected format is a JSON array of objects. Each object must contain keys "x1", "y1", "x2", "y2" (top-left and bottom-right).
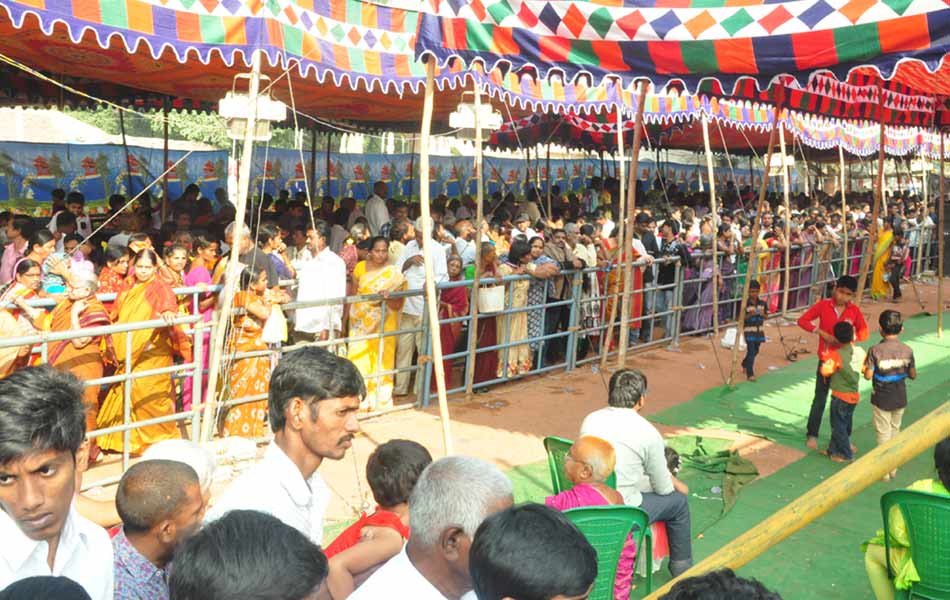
[
  {"x1": 546, "y1": 143, "x2": 552, "y2": 221},
  {"x1": 325, "y1": 131, "x2": 332, "y2": 196},
  {"x1": 599, "y1": 102, "x2": 627, "y2": 371},
  {"x1": 839, "y1": 145, "x2": 848, "y2": 273},
  {"x1": 728, "y1": 110, "x2": 781, "y2": 386},
  {"x1": 856, "y1": 86, "x2": 887, "y2": 305},
  {"x1": 118, "y1": 109, "x2": 136, "y2": 200},
  {"x1": 645, "y1": 401, "x2": 950, "y2": 599},
  {"x1": 779, "y1": 126, "x2": 791, "y2": 317},
  {"x1": 915, "y1": 146, "x2": 928, "y2": 277},
  {"x1": 939, "y1": 133, "x2": 945, "y2": 338},
  {"x1": 464, "y1": 83, "x2": 485, "y2": 401},
  {"x1": 617, "y1": 81, "x2": 649, "y2": 366},
  {"x1": 162, "y1": 98, "x2": 170, "y2": 223},
  {"x1": 419, "y1": 60, "x2": 454, "y2": 455},
  {"x1": 201, "y1": 50, "x2": 262, "y2": 442},
  {"x1": 309, "y1": 127, "x2": 318, "y2": 200},
  {"x1": 701, "y1": 114, "x2": 720, "y2": 337}
]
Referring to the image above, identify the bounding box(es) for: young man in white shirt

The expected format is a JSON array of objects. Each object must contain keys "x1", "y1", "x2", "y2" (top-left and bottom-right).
[
  {"x1": 579, "y1": 368, "x2": 693, "y2": 578},
  {"x1": 511, "y1": 213, "x2": 539, "y2": 243},
  {"x1": 48, "y1": 192, "x2": 93, "y2": 241},
  {"x1": 293, "y1": 219, "x2": 346, "y2": 347},
  {"x1": 365, "y1": 181, "x2": 391, "y2": 236},
  {"x1": 350, "y1": 456, "x2": 513, "y2": 600},
  {"x1": 0, "y1": 367, "x2": 114, "y2": 600},
  {"x1": 205, "y1": 347, "x2": 363, "y2": 545}
]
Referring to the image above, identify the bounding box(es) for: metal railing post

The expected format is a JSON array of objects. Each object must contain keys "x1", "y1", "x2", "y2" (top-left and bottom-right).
[
  {"x1": 190, "y1": 322, "x2": 204, "y2": 441},
  {"x1": 566, "y1": 270, "x2": 582, "y2": 371},
  {"x1": 419, "y1": 305, "x2": 432, "y2": 409},
  {"x1": 122, "y1": 330, "x2": 133, "y2": 472},
  {"x1": 671, "y1": 258, "x2": 684, "y2": 349}
]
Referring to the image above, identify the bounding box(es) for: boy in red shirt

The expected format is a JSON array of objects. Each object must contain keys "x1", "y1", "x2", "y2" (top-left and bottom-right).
[{"x1": 797, "y1": 276, "x2": 868, "y2": 450}]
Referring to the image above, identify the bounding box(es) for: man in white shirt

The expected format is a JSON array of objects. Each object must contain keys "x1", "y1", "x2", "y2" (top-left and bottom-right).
[
  {"x1": 47, "y1": 192, "x2": 93, "y2": 241},
  {"x1": 511, "y1": 213, "x2": 539, "y2": 243},
  {"x1": 579, "y1": 368, "x2": 693, "y2": 578},
  {"x1": 394, "y1": 219, "x2": 448, "y2": 397},
  {"x1": 293, "y1": 220, "x2": 346, "y2": 346},
  {"x1": 365, "y1": 181, "x2": 391, "y2": 236},
  {"x1": 205, "y1": 347, "x2": 363, "y2": 545},
  {"x1": 453, "y1": 220, "x2": 477, "y2": 266},
  {"x1": 0, "y1": 367, "x2": 114, "y2": 600},
  {"x1": 350, "y1": 456, "x2": 513, "y2": 600}
]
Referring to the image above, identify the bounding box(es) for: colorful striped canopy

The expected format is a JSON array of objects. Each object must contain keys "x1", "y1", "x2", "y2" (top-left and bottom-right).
[{"x1": 416, "y1": 0, "x2": 950, "y2": 95}]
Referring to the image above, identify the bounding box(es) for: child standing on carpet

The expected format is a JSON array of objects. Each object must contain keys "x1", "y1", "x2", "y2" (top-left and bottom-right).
[
  {"x1": 864, "y1": 310, "x2": 916, "y2": 481},
  {"x1": 819, "y1": 321, "x2": 866, "y2": 463},
  {"x1": 323, "y1": 439, "x2": 433, "y2": 599},
  {"x1": 740, "y1": 280, "x2": 768, "y2": 381}
]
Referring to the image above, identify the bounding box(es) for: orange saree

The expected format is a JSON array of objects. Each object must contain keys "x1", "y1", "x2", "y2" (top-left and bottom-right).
[
  {"x1": 96, "y1": 276, "x2": 192, "y2": 455},
  {"x1": 223, "y1": 290, "x2": 271, "y2": 438}
]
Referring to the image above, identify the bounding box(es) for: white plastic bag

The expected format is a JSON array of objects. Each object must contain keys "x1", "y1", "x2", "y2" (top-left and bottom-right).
[
  {"x1": 720, "y1": 327, "x2": 746, "y2": 351},
  {"x1": 478, "y1": 285, "x2": 505, "y2": 314},
  {"x1": 260, "y1": 305, "x2": 288, "y2": 344}
]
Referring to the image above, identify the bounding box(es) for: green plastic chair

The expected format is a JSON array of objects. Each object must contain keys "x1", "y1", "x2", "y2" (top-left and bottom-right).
[
  {"x1": 565, "y1": 505, "x2": 653, "y2": 599},
  {"x1": 543, "y1": 435, "x2": 616, "y2": 494},
  {"x1": 881, "y1": 490, "x2": 950, "y2": 600}
]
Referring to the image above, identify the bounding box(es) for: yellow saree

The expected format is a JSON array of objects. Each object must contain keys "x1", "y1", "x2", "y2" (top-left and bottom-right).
[
  {"x1": 347, "y1": 261, "x2": 406, "y2": 412},
  {"x1": 870, "y1": 229, "x2": 893, "y2": 300}
]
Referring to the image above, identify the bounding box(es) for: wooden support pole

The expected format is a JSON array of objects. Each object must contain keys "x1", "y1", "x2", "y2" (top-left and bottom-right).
[
  {"x1": 779, "y1": 126, "x2": 791, "y2": 317},
  {"x1": 201, "y1": 50, "x2": 262, "y2": 442},
  {"x1": 309, "y1": 127, "x2": 318, "y2": 200},
  {"x1": 599, "y1": 102, "x2": 627, "y2": 371},
  {"x1": 325, "y1": 131, "x2": 332, "y2": 197},
  {"x1": 419, "y1": 60, "x2": 454, "y2": 455},
  {"x1": 118, "y1": 109, "x2": 136, "y2": 200},
  {"x1": 701, "y1": 114, "x2": 720, "y2": 337},
  {"x1": 617, "y1": 81, "x2": 648, "y2": 366},
  {"x1": 728, "y1": 110, "x2": 781, "y2": 386},
  {"x1": 839, "y1": 145, "x2": 848, "y2": 273},
  {"x1": 856, "y1": 89, "x2": 887, "y2": 306},
  {"x1": 546, "y1": 143, "x2": 552, "y2": 221},
  {"x1": 645, "y1": 401, "x2": 950, "y2": 599},
  {"x1": 915, "y1": 146, "x2": 928, "y2": 277},
  {"x1": 939, "y1": 132, "x2": 945, "y2": 338},
  {"x1": 162, "y1": 98, "x2": 170, "y2": 223},
  {"x1": 464, "y1": 83, "x2": 485, "y2": 401}
]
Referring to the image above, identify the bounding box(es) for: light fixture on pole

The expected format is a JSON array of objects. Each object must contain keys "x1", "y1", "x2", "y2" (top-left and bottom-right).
[
  {"x1": 449, "y1": 91, "x2": 503, "y2": 138},
  {"x1": 219, "y1": 73, "x2": 288, "y2": 141}
]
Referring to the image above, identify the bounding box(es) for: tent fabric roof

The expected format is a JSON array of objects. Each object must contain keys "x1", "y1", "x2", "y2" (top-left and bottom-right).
[{"x1": 416, "y1": 0, "x2": 950, "y2": 95}]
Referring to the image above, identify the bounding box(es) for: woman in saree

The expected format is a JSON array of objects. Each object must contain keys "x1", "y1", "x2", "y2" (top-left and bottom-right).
[
  {"x1": 472, "y1": 243, "x2": 500, "y2": 388},
  {"x1": 432, "y1": 256, "x2": 468, "y2": 391},
  {"x1": 98, "y1": 245, "x2": 130, "y2": 309},
  {"x1": 716, "y1": 224, "x2": 738, "y2": 323},
  {"x1": 496, "y1": 239, "x2": 533, "y2": 378},
  {"x1": 44, "y1": 270, "x2": 112, "y2": 461},
  {"x1": 761, "y1": 223, "x2": 787, "y2": 313},
  {"x1": 97, "y1": 249, "x2": 193, "y2": 455},
  {"x1": 870, "y1": 218, "x2": 895, "y2": 301},
  {"x1": 525, "y1": 236, "x2": 559, "y2": 358},
  {"x1": 0, "y1": 258, "x2": 44, "y2": 376},
  {"x1": 347, "y1": 237, "x2": 406, "y2": 413},
  {"x1": 182, "y1": 235, "x2": 218, "y2": 413},
  {"x1": 601, "y1": 228, "x2": 644, "y2": 348},
  {"x1": 223, "y1": 267, "x2": 272, "y2": 438}
]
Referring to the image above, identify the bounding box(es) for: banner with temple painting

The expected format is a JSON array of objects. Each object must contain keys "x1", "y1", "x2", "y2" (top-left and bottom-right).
[{"x1": 0, "y1": 141, "x2": 775, "y2": 215}]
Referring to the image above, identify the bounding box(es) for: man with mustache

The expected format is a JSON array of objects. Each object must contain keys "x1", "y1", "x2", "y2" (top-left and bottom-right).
[
  {"x1": 0, "y1": 367, "x2": 114, "y2": 599},
  {"x1": 205, "y1": 347, "x2": 364, "y2": 544}
]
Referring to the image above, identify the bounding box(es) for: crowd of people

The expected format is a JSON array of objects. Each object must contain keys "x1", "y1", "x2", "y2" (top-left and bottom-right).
[
  {"x1": 0, "y1": 342, "x2": 945, "y2": 600},
  {"x1": 0, "y1": 177, "x2": 940, "y2": 462}
]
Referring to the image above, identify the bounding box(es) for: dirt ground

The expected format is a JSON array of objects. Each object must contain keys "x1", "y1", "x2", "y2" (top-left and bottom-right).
[{"x1": 82, "y1": 277, "x2": 950, "y2": 528}]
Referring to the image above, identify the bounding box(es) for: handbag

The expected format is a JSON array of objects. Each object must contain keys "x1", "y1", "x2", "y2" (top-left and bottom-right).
[
  {"x1": 260, "y1": 305, "x2": 288, "y2": 344},
  {"x1": 477, "y1": 285, "x2": 505, "y2": 314}
]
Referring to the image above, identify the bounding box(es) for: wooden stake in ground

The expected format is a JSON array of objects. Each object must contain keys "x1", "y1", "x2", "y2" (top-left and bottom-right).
[
  {"x1": 617, "y1": 81, "x2": 649, "y2": 366},
  {"x1": 644, "y1": 401, "x2": 950, "y2": 599},
  {"x1": 464, "y1": 83, "x2": 485, "y2": 400},
  {"x1": 727, "y1": 108, "x2": 781, "y2": 386},
  {"x1": 779, "y1": 126, "x2": 791, "y2": 317},
  {"x1": 202, "y1": 50, "x2": 263, "y2": 442},
  {"x1": 915, "y1": 146, "x2": 927, "y2": 277},
  {"x1": 701, "y1": 114, "x2": 720, "y2": 337},
  {"x1": 419, "y1": 60, "x2": 454, "y2": 455},
  {"x1": 856, "y1": 86, "x2": 887, "y2": 305}
]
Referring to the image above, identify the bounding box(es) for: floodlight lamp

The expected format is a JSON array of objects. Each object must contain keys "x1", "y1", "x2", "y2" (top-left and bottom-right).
[
  {"x1": 450, "y1": 92, "x2": 503, "y2": 138},
  {"x1": 219, "y1": 73, "x2": 287, "y2": 142}
]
